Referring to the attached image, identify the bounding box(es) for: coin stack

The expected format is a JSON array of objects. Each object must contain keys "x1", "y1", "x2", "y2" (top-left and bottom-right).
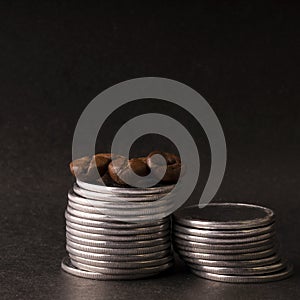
[
  {"x1": 172, "y1": 203, "x2": 293, "y2": 283},
  {"x1": 61, "y1": 180, "x2": 174, "y2": 280}
]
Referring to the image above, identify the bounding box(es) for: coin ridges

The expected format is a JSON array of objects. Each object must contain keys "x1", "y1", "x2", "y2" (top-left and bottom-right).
[{"x1": 172, "y1": 203, "x2": 292, "y2": 283}]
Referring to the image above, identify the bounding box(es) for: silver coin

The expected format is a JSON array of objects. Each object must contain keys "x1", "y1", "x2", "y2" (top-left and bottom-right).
[
  {"x1": 173, "y1": 231, "x2": 275, "y2": 244},
  {"x1": 66, "y1": 219, "x2": 170, "y2": 235},
  {"x1": 176, "y1": 247, "x2": 277, "y2": 261},
  {"x1": 174, "y1": 242, "x2": 276, "y2": 254},
  {"x1": 61, "y1": 257, "x2": 166, "y2": 280},
  {"x1": 172, "y1": 236, "x2": 276, "y2": 250},
  {"x1": 65, "y1": 211, "x2": 169, "y2": 229},
  {"x1": 70, "y1": 258, "x2": 174, "y2": 275},
  {"x1": 66, "y1": 239, "x2": 171, "y2": 255},
  {"x1": 66, "y1": 232, "x2": 170, "y2": 248},
  {"x1": 182, "y1": 254, "x2": 282, "y2": 267},
  {"x1": 66, "y1": 206, "x2": 171, "y2": 222},
  {"x1": 66, "y1": 245, "x2": 172, "y2": 261},
  {"x1": 69, "y1": 190, "x2": 173, "y2": 209},
  {"x1": 68, "y1": 198, "x2": 175, "y2": 216},
  {"x1": 73, "y1": 185, "x2": 168, "y2": 201},
  {"x1": 187, "y1": 260, "x2": 287, "y2": 275},
  {"x1": 66, "y1": 226, "x2": 170, "y2": 241},
  {"x1": 173, "y1": 203, "x2": 275, "y2": 230},
  {"x1": 69, "y1": 253, "x2": 173, "y2": 269},
  {"x1": 173, "y1": 223, "x2": 275, "y2": 238},
  {"x1": 76, "y1": 179, "x2": 175, "y2": 195},
  {"x1": 190, "y1": 264, "x2": 293, "y2": 283}
]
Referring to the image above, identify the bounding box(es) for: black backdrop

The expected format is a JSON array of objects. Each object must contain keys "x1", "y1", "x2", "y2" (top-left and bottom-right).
[{"x1": 1, "y1": 2, "x2": 299, "y2": 299}]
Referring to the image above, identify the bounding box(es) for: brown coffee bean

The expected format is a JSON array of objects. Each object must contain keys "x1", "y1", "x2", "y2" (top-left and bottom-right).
[
  {"x1": 86, "y1": 153, "x2": 112, "y2": 178},
  {"x1": 108, "y1": 157, "x2": 150, "y2": 186},
  {"x1": 69, "y1": 156, "x2": 91, "y2": 178},
  {"x1": 70, "y1": 153, "x2": 116, "y2": 182},
  {"x1": 147, "y1": 151, "x2": 181, "y2": 183}
]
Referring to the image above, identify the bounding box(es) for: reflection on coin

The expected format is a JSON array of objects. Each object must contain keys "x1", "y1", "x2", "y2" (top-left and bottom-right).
[
  {"x1": 69, "y1": 254, "x2": 173, "y2": 269},
  {"x1": 65, "y1": 211, "x2": 169, "y2": 228},
  {"x1": 190, "y1": 264, "x2": 293, "y2": 283},
  {"x1": 69, "y1": 190, "x2": 173, "y2": 209},
  {"x1": 61, "y1": 257, "x2": 165, "y2": 280},
  {"x1": 68, "y1": 199, "x2": 174, "y2": 217},
  {"x1": 66, "y1": 226, "x2": 169, "y2": 241},
  {"x1": 66, "y1": 219, "x2": 170, "y2": 235},
  {"x1": 76, "y1": 180, "x2": 175, "y2": 195},
  {"x1": 66, "y1": 239, "x2": 171, "y2": 255},
  {"x1": 173, "y1": 223, "x2": 275, "y2": 238},
  {"x1": 173, "y1": 203, "x2": 275, "y2": 229},
  {"x1": 173, "y1": 231, "x2": 275, "y2": 244},
  {"x1": 188, "y1": 260, "x2": 287, "y2": 275},
  {"x1": 66, "y1": 245, "x2": 171, "y2": 261},
  {"x1": 172, "y1": 236, "x2": 276, "y2": 250},
  {"x1": 73, "y1": 184, "x2": 170, "y2": 202},
  {"x1": 70, "y1": 259, "x2": 174, "y2": 275},
  {"x1": 66, "y1": 206, "x2": 169, "y2": 222},
  {"x1": 177, "y1": 247, "x2": 277, "y2": 261},
  {"x1": 174, "y1": 242, "x2": 275, "y2": 254},
  {"x1": 66, "y1": 232, "x2": 170, "y2": 248},
  {"x1": 182, "y1": 254, "x2": 281, "y2": 267}
]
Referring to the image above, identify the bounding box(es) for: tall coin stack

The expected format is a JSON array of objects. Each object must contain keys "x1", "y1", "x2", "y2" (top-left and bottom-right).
[
  {"x1": 173, "y1": 203, "x2": 293, "y2": 283},
  {"x1": 61, "y1": 180, "x2": 174, "y2": 280}
]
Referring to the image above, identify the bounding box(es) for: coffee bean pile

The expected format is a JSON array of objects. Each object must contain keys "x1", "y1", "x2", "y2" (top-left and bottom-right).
[{"x1": 70, "y1": 151, "x2": 181, "y2": 187}]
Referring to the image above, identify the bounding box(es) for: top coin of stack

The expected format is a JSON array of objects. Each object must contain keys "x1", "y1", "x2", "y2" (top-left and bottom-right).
[{"x1": 172, "y1": 203, "x2": 293, "y2": 283}]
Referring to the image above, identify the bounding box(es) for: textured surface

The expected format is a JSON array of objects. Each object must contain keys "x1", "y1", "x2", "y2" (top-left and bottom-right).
[{"x1": 0, "y1": 2, "x2": 299, "y2": 300}]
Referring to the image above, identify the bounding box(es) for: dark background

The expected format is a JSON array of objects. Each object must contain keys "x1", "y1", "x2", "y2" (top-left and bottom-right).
[{"x1": 0, "y1": 2, "x2": 299, "y2": 299}]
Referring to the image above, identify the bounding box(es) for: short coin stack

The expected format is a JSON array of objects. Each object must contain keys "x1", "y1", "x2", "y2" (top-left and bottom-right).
[
  {"x1": 173, "y1": 203, "x2": 293, "y2": 283},
  {"x1": 61, "y1": 180, "x2": 174, "y2": 280}
]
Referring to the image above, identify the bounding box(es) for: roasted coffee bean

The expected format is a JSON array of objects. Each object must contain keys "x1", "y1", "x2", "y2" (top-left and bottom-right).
[
  {"x1": 108, "y1": 157, "x2": 150, "y2": 185},
  {"x1": 86, "y1": 153, "x2": 112, "y2": 178},
  {"x1": 99, "y1": 171, "x2": 121, "y2": 187},
  {"x1": 147, "y1": 151, "x2": 181, "y2": 183},
  {"x1": 69, "y1": 156, "x2": 91, "y2": 179}
]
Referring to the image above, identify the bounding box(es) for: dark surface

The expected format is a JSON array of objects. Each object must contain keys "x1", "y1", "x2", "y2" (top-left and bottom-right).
[{"x1": 0, "y1": 2, "x2": 299, "y2": 300}]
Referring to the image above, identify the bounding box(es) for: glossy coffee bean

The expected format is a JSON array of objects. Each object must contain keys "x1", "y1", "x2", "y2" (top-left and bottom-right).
[
  {"x1": 108, "y1": 157, "x2": 150, "y2": 185},
  {"x1": 69, "y1": 156, "x2": 91, "y2": 179},
  {"x1": 147, "y1": 151, "x2": 181, "y2": 183}
]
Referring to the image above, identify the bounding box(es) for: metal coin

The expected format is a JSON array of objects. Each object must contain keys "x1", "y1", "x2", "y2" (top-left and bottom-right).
[
  {"x1": 176, "y1": 247, "x2": 277, "y2": 261},
  {"x1": 66, "y1": 239, "x2": 171, "y2": 255},
  {"x1": 66, "y1": 226, "x2": 170, "y2": 241},
  {"x1": 66, "y1": 219, "x2": 170, "y2": 235},
  {"x1": 73, "y1": 184, "x2": 170, "y2": 202},
  {"x1": 65, "y1": 211, "x2": 169, "y2": 229},
  {"x1": 66, "y1": 232, "x2": 170, "y2": 248},
  {"x1": 61, "y1": 257, "x2": 166, "y2": 280},
  {"x1": 190, "y1": 264, "x2": 293, "y2": 283},
  {"x1": 69, "y1": 253, "x2": 173, "y2": 269},
  {"x1": 76, "y1": 179, "x2": 175, "y2": 195},
  {"x1": 182, "y1": 254, "x2": 282, "y2": 267},
  {"x1": 68, "y1": 198, "x2": 175, "y2": 216},
  {"x1": 173, "y1": 231, "x2": 275, "y2": 244},
  {"x1": 187, "y1": 260, "x2": 287, "y2": 275},
  {"x1": 174, "y1": 242, "x2": 276, "y2": 254},
  {"x1": 66, "y1": 245, "x2": 172, "y2": 261},
  {"x1": 172, "y1": 236, "x2": 276, "y2": 250},
  {"x1": 173, "y1": 223, "x2": 275, "y2": 238},
  {"x1": 69, "y1": 190, "x2": 173, "y2": 209},
  {"x1": 173, "y1": 203, "x2": 275, "y2": 230},
  {"x1": 70, "y1": 259, "x2": 174, "y2": 275},
  {"x1": 66, "y1": 206, "x2": 170, "y2": 222}
]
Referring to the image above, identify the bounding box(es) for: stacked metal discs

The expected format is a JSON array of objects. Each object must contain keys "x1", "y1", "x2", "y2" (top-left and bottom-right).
[
  {"x1": 61, "y1": 180, "x2": 174, "y2": 280},
  {"x1": 173, "y1": 203, "x2": 293, "y2": 283}
]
